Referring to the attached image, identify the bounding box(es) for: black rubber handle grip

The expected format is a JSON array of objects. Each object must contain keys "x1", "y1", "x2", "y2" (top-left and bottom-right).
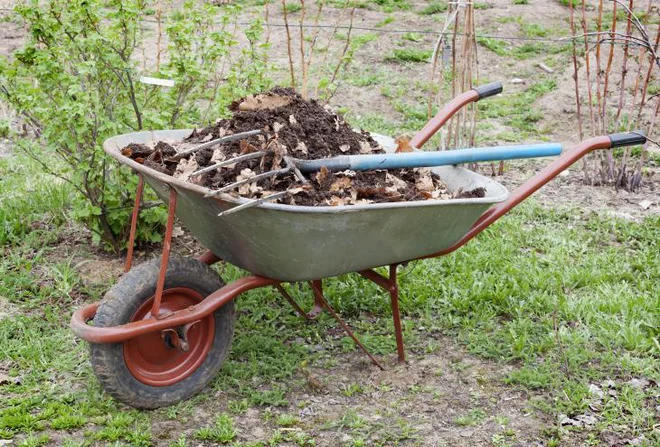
[
  {"x1": 474, "y1": 81, "x2": 504, "y2": 100},
  {"x1": 609, "y1": 131, "x2": 647, "y2": 148}
]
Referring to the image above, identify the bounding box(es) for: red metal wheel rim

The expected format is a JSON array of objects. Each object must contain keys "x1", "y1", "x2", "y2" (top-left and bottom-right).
[{"x1": 124, "y1": 287, "x2": 215, "y2": 386}]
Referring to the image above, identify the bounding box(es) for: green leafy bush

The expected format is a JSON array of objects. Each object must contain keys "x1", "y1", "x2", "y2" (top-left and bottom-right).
[{"x1": 0, "y1": 0, "x2": 270, "y2": 250}]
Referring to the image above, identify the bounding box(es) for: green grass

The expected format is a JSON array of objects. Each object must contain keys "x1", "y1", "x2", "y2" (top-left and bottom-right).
[
  {"x1": 419, "y1": 1, "x2": 447, "y2": 15},
  {"x1": 477, "y1": 79, "x2": 558, "y2": 138},
  {"x1": 384, "y1": 48, "x2": 433, "y2": 63},
  {"x1": 1, "y1": 131, "x2": 659, "y2": 445}
]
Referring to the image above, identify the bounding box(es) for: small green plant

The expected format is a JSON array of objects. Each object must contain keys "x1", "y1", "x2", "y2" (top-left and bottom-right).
[
  {"x1": 375, "y1": 16, "x2": 394, "y2": 27},
  {"x1": 454, "y1": 409, "x2": 488, "y2": 427},
  {"x1": 420, "y1": 1, "x2": 447, "y2": 15},
  {"x1": 476, "y1": 37, "x2": 509, "y2": 56},
  {"x1": 513, "y1": 0, "x2": 528, "y2": 4},
  {"x1": 282, "y1": 1, "x2": 302, "y2": 13},
  {"x1": 275, "y1": 413, "x2": 299, "y2": 427},
  {"x1": 402, "y1": 32, "x2": 423, "y2": 42},
  {"x1": 194, "y1": 414, "x2": 236, "y2": 443},
  {"x1": 0, "y1": 0, "x2": 270, "y2": 251},
  {"x1": 385, "y1": 49, "x2": 433, "y2": 63}
]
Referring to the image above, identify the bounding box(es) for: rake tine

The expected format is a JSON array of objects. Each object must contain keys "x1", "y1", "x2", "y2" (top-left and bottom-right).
[
  {"x1": 191, "y1": 151, "x2": 271, "y2": 177},
  {"x1": 167, "y1": 129, "x2": 263, "y2": 162},
  {"x1": 284, "y1": 156, "x2": 308, "y2": 184},
  {"x1": 217, "y1": 191, "x2": 289, "y2": 217},
  {"x1": 204, "y1": 167, "x2": 291, "y2": 198}
]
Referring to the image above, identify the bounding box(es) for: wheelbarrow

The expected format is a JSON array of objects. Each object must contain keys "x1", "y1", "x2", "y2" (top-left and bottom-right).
[{"x1": 70, "y1": 82, "x2": 647, "y2": 409}]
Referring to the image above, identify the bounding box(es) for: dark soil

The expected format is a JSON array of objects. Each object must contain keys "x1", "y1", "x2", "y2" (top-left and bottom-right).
[{"x1": 123, "y1": 88, "x2": 485, "y2": 206}]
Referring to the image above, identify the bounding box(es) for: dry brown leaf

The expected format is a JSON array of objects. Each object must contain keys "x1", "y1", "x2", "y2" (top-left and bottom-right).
[
  {"x1": 238, "y1": 94, "x2": 292, "y2": 111},
  {"x1": 329, "y1": 176, "x2": 353, "y2": 192},
  {"x1": 295, "y1": 142, "x2": 308, "y2": 155},
  {"x1": 211, "y1": 149, "x2": 225, "y2": 163},
  {"x1": 327, "y1": 195, "x2": 346, "y2": 206},
  {"x1": 415, "y1": 168, "x2": 434, "y2": 192},
  {"x1": 239, "y1": 139, "x2": 259, "y2": 154},
  {"x1": 270, "y1": 140, "x2": 287, "y2": 170},
  {"x1": 273, "y1": 122, "x2": 285, "y2": 133},
  {"x1": 315, "y1": 166, "x2": 330, "y2": 185},
  {"x1": 236, "y1": 168, "x2": 256, "y2": 181},
  {"x1": 173, "y1": 158, "x2": 199, "y2": 182},
  {"x1": 359, "y1": 141, "x2": 374, "y2": 154},
  {"x1": 386, "y1": 173, "x2": 408, "y2": 191},
  {"x1": 395, "y1": 134, "x2": 414, "y2": 153}
]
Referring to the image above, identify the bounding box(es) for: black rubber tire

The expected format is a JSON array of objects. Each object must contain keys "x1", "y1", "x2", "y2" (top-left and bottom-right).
[{"x1": 90, "y1": 256, "x2": 235, "y2": 409}]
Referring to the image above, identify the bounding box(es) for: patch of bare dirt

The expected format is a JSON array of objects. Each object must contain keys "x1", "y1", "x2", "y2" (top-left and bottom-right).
[
  {"x1": 496, "y1": 158, "x2": 660, "y2": 221},
  {"x1": 146, "y1": 343, "x2": 548, "y2": 446}
]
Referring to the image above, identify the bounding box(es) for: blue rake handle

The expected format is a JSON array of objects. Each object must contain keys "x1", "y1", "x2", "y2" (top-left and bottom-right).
[{"x1": 297, "y1": 143, "x2": 563, "y2": 173}]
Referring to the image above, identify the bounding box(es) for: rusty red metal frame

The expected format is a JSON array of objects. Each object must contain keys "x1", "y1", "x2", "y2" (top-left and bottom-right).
[
  {"x1": 151, "y1": 188, "x2": 178, "y2": 318},
  {"x1": 71, "y1": 275, "x2": 279, "y2": 343},
  {"x1": 310, "y1": 280, "x2": 384, "y2": 370},
  {"x1": 359, "y1": 264, "x2": 405, "y2": 364},
  {"x1": 124, "y1": 174, "x2": 144, "y2": 273},
  {"x1": 410, "y1": 89, "x2": 480, "y2": 149}
]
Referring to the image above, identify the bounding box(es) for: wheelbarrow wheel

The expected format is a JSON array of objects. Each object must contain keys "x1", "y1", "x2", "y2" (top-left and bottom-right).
[{"x1": 90, "y1": 256, "x2": 235, "y2": 409}]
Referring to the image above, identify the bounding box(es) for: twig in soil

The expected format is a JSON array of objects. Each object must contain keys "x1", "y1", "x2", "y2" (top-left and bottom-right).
[
  {"x1": 217, "y1": 190, "x2": 289, "y2": 217},
  {"x1": 167, "y1": 129, "x2": 263, "y2": 162}
]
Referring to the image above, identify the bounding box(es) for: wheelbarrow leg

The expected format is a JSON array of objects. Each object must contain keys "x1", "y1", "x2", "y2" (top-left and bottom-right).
[
  {"x1": 275, "y1": 283, "x2": 325, "y2": 320},
  {"x1": 310, "y1": 280, "x2": 384, "y2": 370},
  {"x1": 275, "y1": 284, "x2": 314, "y2": 321},
  {"x1": 197, "y1": 250, "x2": 221, "y2": 266},
  {"x1": 359, "y1": 264, "x2": 406, "y2": 365},
  {"x1": 124, "y1": 174, "x2": 145, "y2": 273},
  {"x1": 151, "y1": 187, "x2": 177, "y2": 318},
  {"x1": 388, "y1": 265, "x2": 406, "y2": 365}
]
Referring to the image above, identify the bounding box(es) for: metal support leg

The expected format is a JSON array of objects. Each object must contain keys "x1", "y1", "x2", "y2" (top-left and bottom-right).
[
  {"x1": 197, "y1": 251, "x2": 221, "y2": 266},
  {"x1": 359, "y1": 264, "x2": 406, "y2": 364},
  {"x1": 275, "y1": 284, "x2": 313, "y2": 320},
  {"x1": 388, "y1": 265, "x2": 406, "y2": 364},
  {"x1": 310, "y1": 280, "x2": 384, "y2": 370},
  {"x1": 124, "y1": 174, "x2": 144, "y2": 273},
  {"x1": 152, "y1": 188, "x2": 177, "y2": 318}
]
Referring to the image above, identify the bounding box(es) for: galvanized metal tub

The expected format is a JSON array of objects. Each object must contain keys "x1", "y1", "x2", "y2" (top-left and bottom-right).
[{"x1": 104, "y1": 130, "x2": 509, "y2": 281}]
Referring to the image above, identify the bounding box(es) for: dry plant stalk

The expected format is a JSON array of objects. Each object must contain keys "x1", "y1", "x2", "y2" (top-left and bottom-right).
[
  {"x1": 282, "y1": 0, "x2": 297, "y2": 88},
  {"x1": 278, "y1": 0, "x2": 356, "y2": 100},
  {"x1": 569, "y1": 0, "x2": 658, "y2": 191},
  {"x1": 426, "y1": 1, "x2": 479, "y2": 160}
]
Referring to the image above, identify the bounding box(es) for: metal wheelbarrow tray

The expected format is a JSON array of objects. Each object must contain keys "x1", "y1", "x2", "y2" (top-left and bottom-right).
[
  {"x1": 105, "y1": 130, "x2": 508, "y2": 282},
  {"x1": 70, "y1": 82, "x2": 647, "y2": 409}
]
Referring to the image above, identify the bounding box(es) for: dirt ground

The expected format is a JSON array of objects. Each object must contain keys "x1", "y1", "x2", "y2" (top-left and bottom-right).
[{"x1": 1, "y1": 0, "x2": 658, "y2": 446}]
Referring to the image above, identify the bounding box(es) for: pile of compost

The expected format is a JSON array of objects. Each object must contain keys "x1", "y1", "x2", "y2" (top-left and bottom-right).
[{"x1": 121, "y1": 88, "x2": 485, "y2": 206}]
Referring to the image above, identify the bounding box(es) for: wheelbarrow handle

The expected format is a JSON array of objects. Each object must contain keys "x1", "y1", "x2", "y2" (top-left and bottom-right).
[
  {"x1": 410, "y1": 81, "x2": 503, "y2": 149},
  {"x1": 297, "y1": 143, "x2": 562, "y2": 173},
  {"x1": 420, "y1": 131, "x2": 647, "y2": 260}
]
